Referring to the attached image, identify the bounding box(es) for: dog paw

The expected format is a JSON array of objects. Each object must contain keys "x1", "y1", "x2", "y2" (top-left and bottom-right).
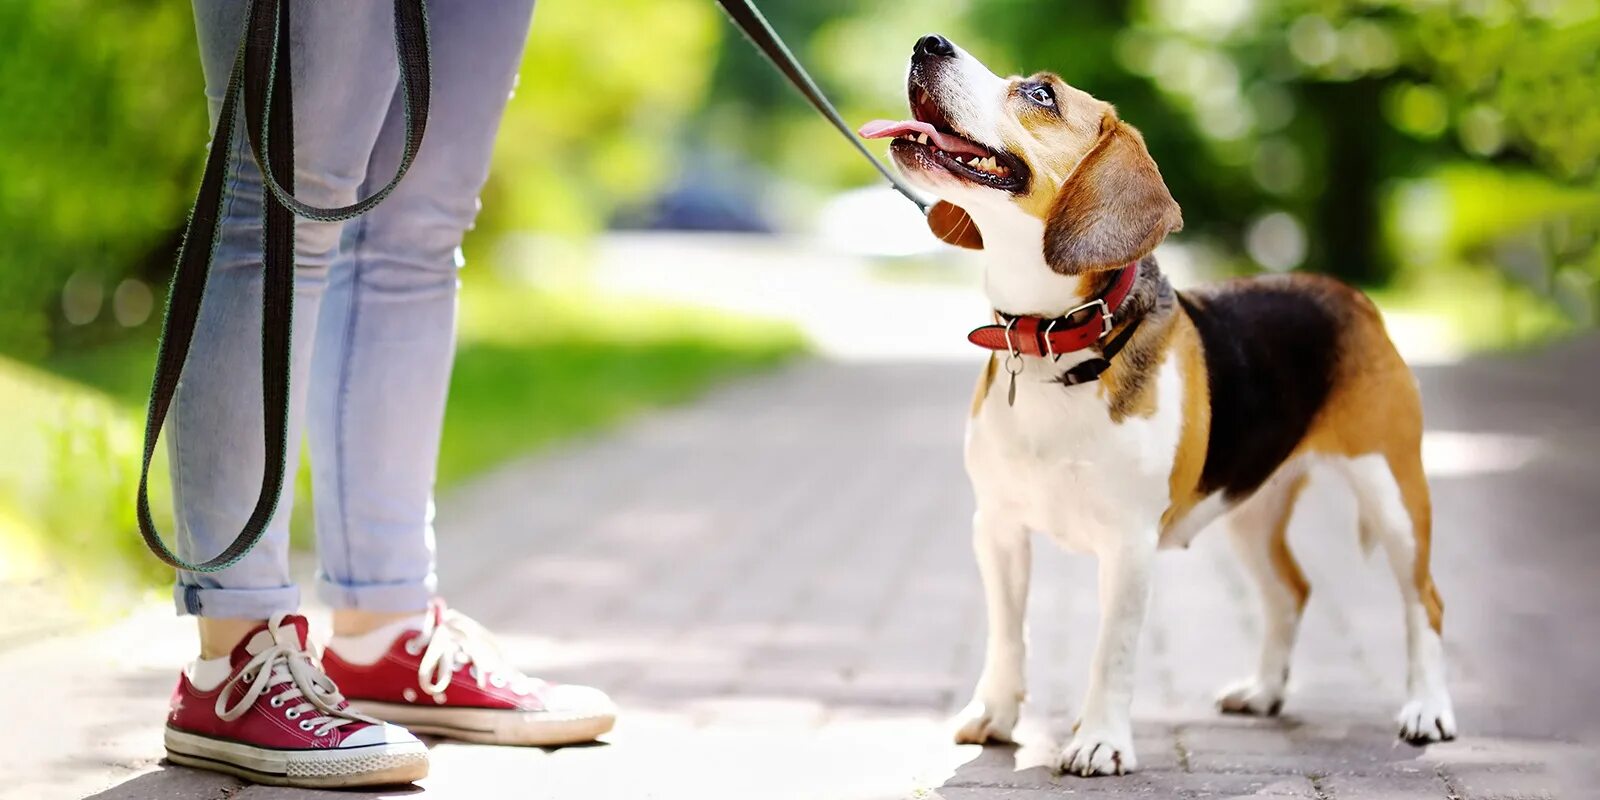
[
  {"x1": 952, "y1": 697, "x2": 1020, "y2": 744},
  {"x1": 1216, "y1": 677, "x2": 1286, "y2": 716},
  {"x1": 1056, "y1": 730, "x2": 1137, "y2": 776},
  {"x1": 1397, "y1": 691, "x2": 1457, "y2": 744}
]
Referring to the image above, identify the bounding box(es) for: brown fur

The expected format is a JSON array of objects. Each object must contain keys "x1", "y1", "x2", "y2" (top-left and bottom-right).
[
  {"x1": 908, "y1": 59, "x2": 1436, "y2": 630},
  {"x1": 1011, "y1": 77, "x2": 1113, "y2": 220},
  {"x1": 1093, "y1": 259, "x2": 1177, "y2": 422},
  {"x1": 1270, "y1": 474, "x2": 1313, "y2": 610},
  {"x1": 1158, "y1": 275, "x2": 1441, "y2": 632},
  {"x1": 1289, "y1": 280, "x2": 1442, "y2": 632},
  {"x1": 1159, "y1": 310, "x2": 1212, "y2": 535},
  {"x1": 1043, "y1": 113, "x2": 1183, "y2": 275}
]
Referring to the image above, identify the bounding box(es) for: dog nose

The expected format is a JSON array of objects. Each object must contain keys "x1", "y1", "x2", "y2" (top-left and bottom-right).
[{"x1": 915, "y1": 34, "x2": 955, "y2": 59}]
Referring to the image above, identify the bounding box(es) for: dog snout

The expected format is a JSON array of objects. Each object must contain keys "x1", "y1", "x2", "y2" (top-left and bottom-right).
[{"x1": 914, "y1": 33, "x2": 956, "y2": 60}]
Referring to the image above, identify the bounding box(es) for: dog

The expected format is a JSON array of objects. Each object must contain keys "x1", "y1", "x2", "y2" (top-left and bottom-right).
[{"x1": 859, "y1": 34, "x2": 1457, "y2": 776}]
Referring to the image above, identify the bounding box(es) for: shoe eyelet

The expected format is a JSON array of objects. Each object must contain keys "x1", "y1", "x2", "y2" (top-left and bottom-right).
[
  {"x1": 489, "y1": 675, "x2": 507, "y2": 689},
  {"x1": 269, "y1": 696, "x2": 284, "y2": 708},
  {"x1": 285, "y1": 709, "x2": 301, "y2": 720},
  {"x1": 298, "y1": 720, "x2": 315, "y2": 731},
  {"x1": 404, "y1": 637, "x2": 423, "y2": 656}
]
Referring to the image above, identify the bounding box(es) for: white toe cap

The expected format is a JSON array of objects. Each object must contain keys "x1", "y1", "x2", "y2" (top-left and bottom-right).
[
  {"x1": 342, "y1": 722, "x2": 424, "y2": 748},
  {"x1": 544, "y1": 684, "x2": 617, "y2": 716}
]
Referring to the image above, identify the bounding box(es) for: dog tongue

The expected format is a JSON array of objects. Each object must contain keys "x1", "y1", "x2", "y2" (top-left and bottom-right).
[{"x1": 858, "y1": 119, "x2": 989, "y2": 157}]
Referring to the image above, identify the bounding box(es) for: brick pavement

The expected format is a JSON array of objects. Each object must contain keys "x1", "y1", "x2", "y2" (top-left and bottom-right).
[{"x1": 5, "y1": 342, "x2": 1598, "y2": 799}]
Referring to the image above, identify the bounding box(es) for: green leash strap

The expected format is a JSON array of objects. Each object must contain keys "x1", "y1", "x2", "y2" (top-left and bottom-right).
[{"x1": 136, "y1": 0, "x2": 432, "y2": 573}]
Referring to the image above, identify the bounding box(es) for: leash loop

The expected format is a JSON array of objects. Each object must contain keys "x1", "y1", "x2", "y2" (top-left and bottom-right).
[{"x1": 135, "y1": 0, "x2": 432, "y2": 572}]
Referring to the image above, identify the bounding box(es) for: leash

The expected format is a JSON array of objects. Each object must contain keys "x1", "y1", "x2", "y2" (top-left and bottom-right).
[
  {"x1": 136, "y1": 0, "x2": 432, "y2": 572},
  {"x1": 712, "y1": 0, "x2": 932, "y2": 213}
]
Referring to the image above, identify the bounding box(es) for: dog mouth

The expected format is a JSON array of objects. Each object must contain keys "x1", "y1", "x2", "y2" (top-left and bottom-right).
[{"x1": 859, "y1": 86, "x2": 1028, "y2": 192}]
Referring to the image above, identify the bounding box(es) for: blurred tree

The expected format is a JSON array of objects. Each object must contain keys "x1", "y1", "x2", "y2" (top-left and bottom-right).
[
  {"x1": 3, "y1": 0, "x2": 1595, "y2": 363},
  {"x1": 478, "y1": 0, "x2": 723, "y2": 237},
  {"x1": 1097, "y1": 0, "x2": 1599, "y2": 303},
  {"x1": 0, "y1": 0, "x2": 205, "y2": 359},
  {"x1": 694, "y1": 0, "x2": 1597, "y2": 320}
]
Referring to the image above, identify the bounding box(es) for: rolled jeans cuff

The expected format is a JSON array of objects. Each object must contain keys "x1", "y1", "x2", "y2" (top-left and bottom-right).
[
  {"x1": 174, "y1": 583, "x2": 301, "y2": 619},
  {"x1": 315, "y1": 572, "x2": 436, "y2": 613}
]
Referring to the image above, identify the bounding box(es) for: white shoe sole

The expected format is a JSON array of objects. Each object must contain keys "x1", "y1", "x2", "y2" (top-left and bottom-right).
[
  {"x1": 355, "y1": 700, "x2": 616, "y2": 746},
  {"x1": 164, "y1": 727, "x2": 429, "y2": 788}
]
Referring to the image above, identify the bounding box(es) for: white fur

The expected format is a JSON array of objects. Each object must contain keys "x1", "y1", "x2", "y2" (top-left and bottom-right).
[
  {"x1": 904, "y1": 43, "x2": 1455, "y2": 775},
  {"x1": 1214, "y1": 459, "x2": 1311, "y2": 715},
  {"x1": 1333, "y1": 454, "x2": 1456, "y2": 742},
  {"x1": 954, "y1": 349, "x2": 1184, "y2": 775},
  {"x1": 919, "y1": 42, "x2": 1186, "y2": 777}
]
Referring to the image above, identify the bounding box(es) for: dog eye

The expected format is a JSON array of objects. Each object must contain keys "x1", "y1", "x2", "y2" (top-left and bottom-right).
[{"x1": 1024, "y1": 85, "x2": 1055, "y2": 107}]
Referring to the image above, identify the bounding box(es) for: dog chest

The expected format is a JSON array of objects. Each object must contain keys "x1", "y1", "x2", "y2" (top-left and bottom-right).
[{"x1": 965, "y1": 358, "x2": 1184, "y2": 549}]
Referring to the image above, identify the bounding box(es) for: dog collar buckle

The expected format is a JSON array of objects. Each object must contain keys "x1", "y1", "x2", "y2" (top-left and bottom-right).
[{"x1": 1063, "y1": 297, "x2": 1114, "y2": 340}]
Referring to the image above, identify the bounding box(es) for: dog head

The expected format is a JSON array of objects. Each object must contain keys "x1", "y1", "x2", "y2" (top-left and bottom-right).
[{"x1": 861, "y1": 35, "x2": 1182, "y2": 273}]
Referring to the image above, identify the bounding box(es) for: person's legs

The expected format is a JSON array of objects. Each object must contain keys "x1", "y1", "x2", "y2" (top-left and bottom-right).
[
  {"x1": 308, "y1": 0, "x2": 537, "y2": 623},
  {"x1": 163, "y1": 2, "x2": 431, "y2": 785},
  {"x1": 173, "y1": 0, "x2": 402, "y2": 648},
  {"x1": 303, "y1": 0, "x2": 617, "y2": 746}
]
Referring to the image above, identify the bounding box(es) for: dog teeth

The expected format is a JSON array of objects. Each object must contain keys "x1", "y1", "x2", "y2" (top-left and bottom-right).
[{"x1": 917, "y1": 133, "x2": 929, "y2": 144}]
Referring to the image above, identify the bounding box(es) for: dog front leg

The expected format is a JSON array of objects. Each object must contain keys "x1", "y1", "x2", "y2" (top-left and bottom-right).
[
  {"x1": 1059, "y1": 529, "x2": 1156, "y2": 776},
  {"x1": 953, "y1": 509, "x2": 1030, "y2": 744}
]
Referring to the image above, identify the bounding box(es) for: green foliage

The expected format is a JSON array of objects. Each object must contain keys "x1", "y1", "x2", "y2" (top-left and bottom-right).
[
  {"x1": 0, "y1": 355, "x2": 174, "y2": 595},
  {"x1": 0, "y1": 0, "x2": 206, "y2": 358},
  {"x1": 0, "y1": 277, "x2": 801, "y2": 597},
  {"x1": 689, "y1": 0, "x2": 1598, "y2": 319},
  {"x1": 479, "y1": 0, "x2": 724, "y2": 236},
  {"x1": 6, "y1": 0, "x2": 1595, "y2": 362},
  {"x1": 440, "y1": 275, "x2": 804, "y2": 485}
]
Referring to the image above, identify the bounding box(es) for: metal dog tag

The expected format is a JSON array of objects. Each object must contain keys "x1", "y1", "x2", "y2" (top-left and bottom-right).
[{"x1": 1003, "y1": 354, "x2": 1022, "y2": 407}]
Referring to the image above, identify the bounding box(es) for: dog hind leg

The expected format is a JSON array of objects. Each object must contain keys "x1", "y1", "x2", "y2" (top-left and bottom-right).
[
  {"x1": 1336, "y1": 451, "x2": 1456, "y2": 743},
  {"x1": 1217, "y1": 469, "x2": 1311, "y2": 716}
]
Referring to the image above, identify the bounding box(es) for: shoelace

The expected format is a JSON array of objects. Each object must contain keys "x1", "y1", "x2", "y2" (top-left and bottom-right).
[
  {"x1": 217, "y1": 613, "x2": 378, "y2": 736},
  {"x1": 409, "y1": 601, "x2": 537, "y2": 696}
]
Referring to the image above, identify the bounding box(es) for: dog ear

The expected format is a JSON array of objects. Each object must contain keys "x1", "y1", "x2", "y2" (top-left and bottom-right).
[
  {"x1": 1044, "y1": 113, "x2": 1181, "y2": 274},
  {"x1": 927, "y1": 200, "x2": 984, "y2": 249}
]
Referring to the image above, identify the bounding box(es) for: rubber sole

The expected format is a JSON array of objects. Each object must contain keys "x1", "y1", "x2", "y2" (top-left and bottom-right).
[
  {"x1": 164, "y1": 727, "x2": 428, "y2": 788},
  {"x1": 356, "y1": 700, "x2": 616, "y2": 746}
]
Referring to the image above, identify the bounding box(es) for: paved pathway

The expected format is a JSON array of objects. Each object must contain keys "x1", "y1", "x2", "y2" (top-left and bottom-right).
[{"x1": 4, "y1": 337, "x2": 1598, "y2": 800}]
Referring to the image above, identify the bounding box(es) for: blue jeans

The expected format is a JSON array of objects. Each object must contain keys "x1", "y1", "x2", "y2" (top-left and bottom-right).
[{"x1": 172, "y1": 0, "x2": 535, "y2": 618}]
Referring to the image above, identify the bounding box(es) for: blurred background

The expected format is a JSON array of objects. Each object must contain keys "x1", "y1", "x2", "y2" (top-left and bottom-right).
[
  {"x1": 2, "y1": 0, "x2": 1597, "y2": 613},
  {"x1": 5, "y1": 2, "x2": 1600, "y2": 798}
]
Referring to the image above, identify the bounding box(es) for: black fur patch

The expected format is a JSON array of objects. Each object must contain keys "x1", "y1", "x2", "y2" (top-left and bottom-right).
[{"x1": 1178, "y1": 280, "x2": 1342, "y2": 499}]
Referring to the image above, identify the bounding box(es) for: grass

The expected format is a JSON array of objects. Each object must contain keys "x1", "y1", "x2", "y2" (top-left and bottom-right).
[{"x1": 2, "y1": 275, "x2": 803, "y2": 608}]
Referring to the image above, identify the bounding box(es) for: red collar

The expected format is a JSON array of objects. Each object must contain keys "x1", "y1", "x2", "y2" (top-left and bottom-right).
[{"x1": 968, "y1": 263, "x2": 1139, "y2": 358}]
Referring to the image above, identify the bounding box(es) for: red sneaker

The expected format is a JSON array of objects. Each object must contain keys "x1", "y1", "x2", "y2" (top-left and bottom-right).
[
  {"x1": 324, "y1": 599, "x2": 617, "y2": 746},
  {"x1": 165, "y1": 614, "x2": 428, "y2": 788}
]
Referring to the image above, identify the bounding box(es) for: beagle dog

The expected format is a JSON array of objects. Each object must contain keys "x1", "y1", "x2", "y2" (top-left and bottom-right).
[{"x1": 860, "y1": 35, "x2": 1456, "y2": 776}]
